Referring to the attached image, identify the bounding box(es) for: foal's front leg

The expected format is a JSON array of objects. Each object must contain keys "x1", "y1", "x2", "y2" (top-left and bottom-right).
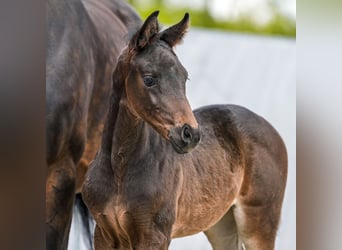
[
  {"x1": 94, "y1": 225, "x2": 122, "y2": 250},
  {"x1": 94, "y1": 209, "x2": 173, "y2": 250},
  {"x1": 94, "y1": 224, "x2": 170, "y2": 250},
  {"x1": 132, "y1": 230, "x2": 170, "y2": 250},
  {"x1": 128, "y1": 206, "x2": 174, "y2": 250}
]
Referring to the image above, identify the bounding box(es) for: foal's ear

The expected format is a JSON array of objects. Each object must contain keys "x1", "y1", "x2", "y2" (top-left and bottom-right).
[
  {"x1": 160, "y1": 13, "x2": 190, "y2": 47},
  {"x1": 130, "y1": 10, "x2": 160, "y2": 50}
]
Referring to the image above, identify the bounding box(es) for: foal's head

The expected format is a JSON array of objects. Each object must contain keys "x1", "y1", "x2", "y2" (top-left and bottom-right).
[{"x1": 116, "y1": 11, "x2": 200, "y2": 154}]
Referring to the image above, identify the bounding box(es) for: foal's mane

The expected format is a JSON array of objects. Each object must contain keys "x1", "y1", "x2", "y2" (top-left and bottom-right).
[{"x1": 100, "y1": 49, "x2": 132, "y2": 154}]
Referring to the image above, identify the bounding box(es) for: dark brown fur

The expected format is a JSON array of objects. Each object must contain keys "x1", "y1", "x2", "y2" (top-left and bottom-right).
[
  {"x1": 46, "y1": 0, "x2": 141, "y2": 249},
  {"x1": 82, "y1": 12, "x2": 287, "y2": 250}
]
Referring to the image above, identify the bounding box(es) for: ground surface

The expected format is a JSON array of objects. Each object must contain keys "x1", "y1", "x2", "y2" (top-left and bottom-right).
[{"x1": 69, "y1": 28, "x2": 296, "y2": 250}]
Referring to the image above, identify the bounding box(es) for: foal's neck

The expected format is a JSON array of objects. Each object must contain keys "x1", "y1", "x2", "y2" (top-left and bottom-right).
[{"x1": 111, "y1": 99, "x2": 149, "y2": 160}]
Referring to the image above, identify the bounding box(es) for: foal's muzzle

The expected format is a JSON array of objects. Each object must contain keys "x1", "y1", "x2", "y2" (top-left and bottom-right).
[{"x1": 169, "y1": 124, "x2": 200, "y2": 154}]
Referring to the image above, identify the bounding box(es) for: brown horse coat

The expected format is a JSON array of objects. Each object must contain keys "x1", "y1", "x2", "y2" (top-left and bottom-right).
[{"x1": 46, "y1": 0, "x2": 141, "y2": 249}]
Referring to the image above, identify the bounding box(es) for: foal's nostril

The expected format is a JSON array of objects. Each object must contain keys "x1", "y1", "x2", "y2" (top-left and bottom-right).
[{"x1": 181, "y1": 124, "x2": 193, "y2": 143}]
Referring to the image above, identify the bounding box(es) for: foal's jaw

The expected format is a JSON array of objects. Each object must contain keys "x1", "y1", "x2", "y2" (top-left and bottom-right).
[
  {"x1": 134, "y1": 111, "x2": 201, "y2": 154},
  {"x1": 144, "y1": 104, "x2": 201, "y2": 154},
  {"x1": 129, "y1": 103, "x2": 200, "y2": 154}
]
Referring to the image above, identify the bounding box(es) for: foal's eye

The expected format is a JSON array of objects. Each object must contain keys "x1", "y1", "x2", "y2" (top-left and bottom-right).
[{"x1": 143, "y1": 75, "x2": 157, "y2": 87}]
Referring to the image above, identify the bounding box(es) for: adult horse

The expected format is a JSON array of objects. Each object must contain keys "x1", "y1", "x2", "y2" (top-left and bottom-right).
[
  {"x1": 46, "y1": 0, "x2": 141, "y2": 249},
  {"x1": 82, "y1": 11, "x2": 287, "y2": 250}
]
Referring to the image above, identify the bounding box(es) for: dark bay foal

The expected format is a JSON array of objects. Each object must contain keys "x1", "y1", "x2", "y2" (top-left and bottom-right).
[{"x1": 82, "y1": 11, "x2": 287, "y2": 250}]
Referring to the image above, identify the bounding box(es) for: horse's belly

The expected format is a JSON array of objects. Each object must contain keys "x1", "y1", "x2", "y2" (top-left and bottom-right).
[{"x1": 171, "y1": 197, "x2": 235, "y2": 238}]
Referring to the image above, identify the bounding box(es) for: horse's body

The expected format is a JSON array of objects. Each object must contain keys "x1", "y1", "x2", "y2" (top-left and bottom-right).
[
  {"x1": 82, "y1": 12, "x2": 287, "y2": 250},
  {"x1": 46, "y1": 0, "x2": 140, "y2": 248}
]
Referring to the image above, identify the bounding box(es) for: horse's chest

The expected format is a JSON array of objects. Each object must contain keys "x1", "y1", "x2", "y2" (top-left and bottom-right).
[{"x1": 172, "y1": 199, "x2": 234, "y2": 238}]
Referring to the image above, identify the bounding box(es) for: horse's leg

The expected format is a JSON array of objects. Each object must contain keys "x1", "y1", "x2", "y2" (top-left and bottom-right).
[
  {"x1": 204, "y1": 209, "x2": 243, "y2": 250},
  {"x1": 129, "y1": 220, "x2": 171, "y2": 250},
  {"x1": 233, "y1": 152, "x2": 286, "y2": 250},
  {"x1": 95, "y1": 230, "x2": 170, "y2": 250},
  {"x1": 94, "y1": 225, "x2": 118, "y2": 250},
  {"x1": 233, "y1": 200, "x2": 281, "y2": 250},
  {"x1": 133, "y1": 232, "x2": 170, "y2": 250},
  {"x1": 46, "y1": 156, "x2": 76, "y2": 250}
]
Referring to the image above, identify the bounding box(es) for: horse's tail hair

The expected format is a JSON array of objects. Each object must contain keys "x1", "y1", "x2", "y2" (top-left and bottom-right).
[{"x1": 68, "y1": 193, "x2": 95, "y2": 250}]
